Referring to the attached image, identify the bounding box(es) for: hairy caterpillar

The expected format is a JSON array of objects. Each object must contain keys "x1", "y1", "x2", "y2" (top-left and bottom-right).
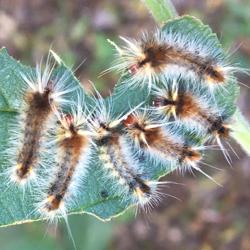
[
  {"x1": 88, "y1": 92, "x2": 165, "y2": 210},
  {"x1": 123, "y1": 111, "x2": 220, "y2": 185},
  {"x1": 37, "y1": 101, "x2": 92, "y2": 221},
  {"x1": 106, "y1": 17, "x2": 243, "y2": 93},
  {"x1": 152, "y1": 77, "x2": 236, "y2": 164},
  {"x1": 6, "y1": 56, "x2": 76, "y2": 186}
]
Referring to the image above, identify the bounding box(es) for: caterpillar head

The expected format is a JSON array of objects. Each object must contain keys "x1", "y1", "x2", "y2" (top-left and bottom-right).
[{"x1": 123, "y1": 112, "x2": 155, "y2": 148}]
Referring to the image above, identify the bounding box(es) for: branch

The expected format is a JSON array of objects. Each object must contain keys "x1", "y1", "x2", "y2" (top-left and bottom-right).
[{"x1": 231, "y1": 109, "x2": 250, "y2": 155}]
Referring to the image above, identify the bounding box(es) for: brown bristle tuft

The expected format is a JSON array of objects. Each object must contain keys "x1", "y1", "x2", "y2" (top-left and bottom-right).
[
  {"x1": 45, "y1": 195, "x2": 62, "y2": 212},
  {"x1": 209, "y1": 119, "x2": 230, "y2": 139},
  {"x1": 217, "y1": 125, "x2": 230, "y2": 139},
  {"x1": 181, "y1": 147, "x2": 202, "y2": 163},
  {"x1": 205, "y1": 66, "x2": 225, "y2": 83},
  {"x1": 176, "y1": 93, "x2": 200, "y2": 118},
  {"x1": 15, "y1": 164, "x2": 33, "y2": 180},
  {"x1": 134, "y1": 176, "x2": 151, "y2": 195},
  {"x1": 25, "y1": 90, "x2": 51, "y2": 114},
  {"x1": 140, "y1": 41, "x2": 170, "y2": 70}
]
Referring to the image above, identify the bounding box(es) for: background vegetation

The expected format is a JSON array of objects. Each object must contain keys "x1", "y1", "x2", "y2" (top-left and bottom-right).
[{"x1": 0, "y1": 0, "x2": 249, "y2": 249}]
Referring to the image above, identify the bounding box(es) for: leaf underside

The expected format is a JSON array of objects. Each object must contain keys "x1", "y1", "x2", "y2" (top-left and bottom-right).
[{"x1": 0, "y1": 16, "x2": 239, "y2": 227}]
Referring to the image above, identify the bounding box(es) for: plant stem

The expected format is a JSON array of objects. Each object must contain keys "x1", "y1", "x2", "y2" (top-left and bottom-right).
[
  {"x1": 231, "y1": 109, "x2": 250, "y2": 155},
  {"x1": 141, "y1": 0, "x2": 177, "y2": 25}
]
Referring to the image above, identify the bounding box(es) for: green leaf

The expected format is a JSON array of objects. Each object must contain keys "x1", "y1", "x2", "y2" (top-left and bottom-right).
[
  {"x1": 142, "y1": 0, "x2": 177, "y2": 25},
  {"x1": 0, "y1": 15, "x2": 242, "y2": 228}
]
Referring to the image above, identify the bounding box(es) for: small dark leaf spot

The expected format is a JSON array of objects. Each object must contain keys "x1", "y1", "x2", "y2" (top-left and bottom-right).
[{"x1": 100, "y1": 190, "x2": 109, "y2": 198}]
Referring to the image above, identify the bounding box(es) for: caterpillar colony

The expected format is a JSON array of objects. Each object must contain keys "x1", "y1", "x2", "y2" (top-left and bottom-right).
[{"x1": 2, "y1": 16, "x2": 245, "y2": 229}]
